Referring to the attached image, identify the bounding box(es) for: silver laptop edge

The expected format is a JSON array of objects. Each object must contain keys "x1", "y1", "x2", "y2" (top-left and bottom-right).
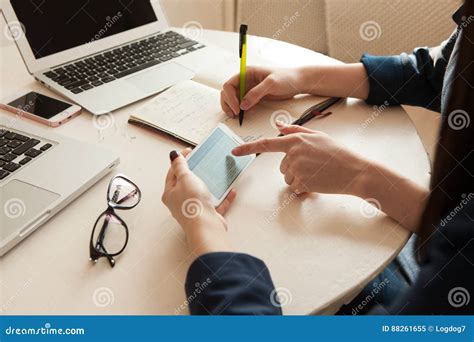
[{"x1": 0, "y1": 117, "x2": 119, "y2": 256}]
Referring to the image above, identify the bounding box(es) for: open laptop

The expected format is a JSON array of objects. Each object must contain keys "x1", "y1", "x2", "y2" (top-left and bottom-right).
[
  {"x1": 2, "y1": 0, "x2": 215, "y2": 115},
  {"x1": 0, "y1": 116, "x2": 119, "y2": 256}
]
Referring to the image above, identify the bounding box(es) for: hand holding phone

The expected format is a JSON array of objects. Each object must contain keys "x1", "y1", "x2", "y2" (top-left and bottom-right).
[
  {"x1": 186, "y1": 124, "x2": 256, "y2": 206},
  {"x1": 1, "y1": 91, "x2": 81, "y2": 127}
]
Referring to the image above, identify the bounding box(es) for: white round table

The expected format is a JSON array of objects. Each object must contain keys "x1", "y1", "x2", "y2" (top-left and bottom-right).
[{"x1": 0, "y1": 28, "x2": 430, "y2": 315}]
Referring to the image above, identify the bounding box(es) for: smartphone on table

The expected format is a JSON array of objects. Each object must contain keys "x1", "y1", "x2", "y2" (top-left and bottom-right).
[
  {"x1": 1, "y1": 91, "x2": 81, "y2": 127},
  {"x1": 187, "y1": 124, "x2": 256, "y2": 206}
]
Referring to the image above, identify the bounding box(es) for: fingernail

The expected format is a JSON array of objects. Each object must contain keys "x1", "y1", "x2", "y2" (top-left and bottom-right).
[
  {"x1": 276, "y1": 120, "x2": 288, "y2": 127},
  {"x1": 231, "y1": 147, "x2": 240, "y2": 155},
  {"x1": 240, "y1": 100, "x2": 249, "y2": 110},
  {"x1": 169, "y1": 150, "x2": 179, "y2": 162}
]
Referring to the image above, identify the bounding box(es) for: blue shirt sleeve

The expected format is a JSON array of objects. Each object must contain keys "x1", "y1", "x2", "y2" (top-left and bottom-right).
[
  {"x1": 185, "y1": 252, "x2": 282, "y2": 315},
  {"x1": 360, "y1": 32, "x2": 457, "y2": 112},
  {"x1": 185, "y1": 197, "x2": 474, "y2": 315}
]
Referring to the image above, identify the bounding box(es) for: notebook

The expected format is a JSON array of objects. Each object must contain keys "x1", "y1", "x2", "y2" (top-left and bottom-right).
[{"x1": 128, "y1": 80, "x2": 328, "y2": 146}]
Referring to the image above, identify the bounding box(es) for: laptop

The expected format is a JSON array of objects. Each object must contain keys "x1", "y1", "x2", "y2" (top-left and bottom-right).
[
  {"x1": 0, "y1": 116, "x2": 119, "y2": 256},
  {"x1": 2, "y1": 0, "x2": 215, "y2": 115}
]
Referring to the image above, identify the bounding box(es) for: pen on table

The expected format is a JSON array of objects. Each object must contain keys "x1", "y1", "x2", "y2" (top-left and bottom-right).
[
  {"x1": 278, "y1": 97, "x2": 341, "y2": 136},
  {"x1": 238, "y1": 24, "x2": 248, "y2": 126}
]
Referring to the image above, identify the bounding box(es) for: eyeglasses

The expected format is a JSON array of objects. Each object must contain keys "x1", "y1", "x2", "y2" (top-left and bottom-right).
[{"x1": 89, "y1": 174, "x2": 141, "y2": 267}]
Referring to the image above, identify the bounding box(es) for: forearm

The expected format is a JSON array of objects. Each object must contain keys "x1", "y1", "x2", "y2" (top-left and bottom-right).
[
  {"x1": 297, "y1": 63, "x2": 369, "y2": 100},
  {"x1": 351, "y1": 161, "x2": 429, "y2": 233},
  {"x1": 182, "y1": 212, "x2": 233, "y2": 257}
]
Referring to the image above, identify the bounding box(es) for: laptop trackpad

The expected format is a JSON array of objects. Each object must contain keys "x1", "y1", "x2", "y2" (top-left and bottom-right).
[
  {"x1": 125, "y1": 62, "x2": 194, "y2": 94},
  {"x1": 0, "y1": 180, "x2": 59, "y2": 240}
]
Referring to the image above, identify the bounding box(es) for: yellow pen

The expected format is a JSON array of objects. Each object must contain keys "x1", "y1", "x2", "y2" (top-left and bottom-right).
[{"x1": 239, "y1": 24, "x2": 248, "y2": 126}]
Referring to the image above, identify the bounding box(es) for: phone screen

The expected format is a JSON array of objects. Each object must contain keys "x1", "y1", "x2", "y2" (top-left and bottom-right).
[
  {"x1": 187, "y1": 126, "x2": 254, "y2": 200},
  {"x1": 8, "y1": 92, "x2": 72, "y2": 119}
]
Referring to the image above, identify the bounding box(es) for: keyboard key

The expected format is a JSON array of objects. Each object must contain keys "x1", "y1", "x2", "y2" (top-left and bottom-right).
[
  {"x1": 0, "y1": 160, "x2": 5, "y2": 167},
  {"x1": 179, "y1": 41, "x2": 198, "y2": 49},
  {"x1": 0, "y1": 139, "x2": 8, "y2": 147},
  {"x1": 53, "y1": 67, "x2": 66, "y2": 74},
  {"x1": 40, "y1": 143, "x2": 52, "y2": 151},
  {"x1": 91, "y1": 80, "x2": 104, "y2": 87},
  {"x1": 3, "y1": 162, "x2": 21, "y2": 172},
  {"x1": 12, "y1": 138, "x2": 40, "y2": 155},
  {"x1": 101, "y1": 76, "x2": 116, "y2": 83},
  {"x1": 0, "y1": 129, "x2": 7, "y2": 137},
  {"x1": 58, "y1": 78, "x2": 77, "y2": 86},
  {"x1": 15, "y1": 134, "x2": 29, "y2": 142},
  {"x1": 44, "y1": 71, "x2": 58, "y2": 78},
  {"x1": 25, "y1": 149, "x2": 42, "y2": 158},
  {"x1": 19, "y1": 157, "x2": 32, "y2": 165},
  {"x1": 81, "y1": 84, "x2": 93, "y2": 90},
  {"x1": 71, "y1": 88, "x2": 83, "y2": 94},
  {"x1": 0, "y1": 147, "x2": 12, "y2": 155},
  {"x1": 64, "y1": 79, "x2": 89, "y2": 90},
  {"x1": 4, "y1": 132, "x2": 16, "y2": 140},
  {"x1": 7, "y1": 140, "x2": 22, "y2": 148},
  {"x1": 115, "y1": 59, "x2": 161, "y2": 78},
  {"x1": 0, "y1": 169, "x2": 9, "y2": 180},
  {"x1": 1, "y1": 154, "x2": 17, "y2": 162}
]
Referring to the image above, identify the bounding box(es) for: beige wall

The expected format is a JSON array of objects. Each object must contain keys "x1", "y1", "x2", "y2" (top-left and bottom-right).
[{"x1": 162, "y1": 0, "x2": 462, "y2": 62}]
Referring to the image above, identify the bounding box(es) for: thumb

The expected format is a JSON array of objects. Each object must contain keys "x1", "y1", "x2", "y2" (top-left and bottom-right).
[
  {"x1": 276, "y1": 122, "x2": 315, "y2": 135},
  {"x1": 169, "y1": 150, "x2": 190, "y2": 178},
  {"x1": 240, "y1": 77, "x2": 273, "y2": 110}
]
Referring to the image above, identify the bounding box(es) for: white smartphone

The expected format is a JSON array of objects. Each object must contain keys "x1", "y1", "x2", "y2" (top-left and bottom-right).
[
  {"x1": 1, "y1": 91, "x2": 81, "y2": 127},
  {"x1": 187, "y1": 124, "x2": 256, "y2": 206}
]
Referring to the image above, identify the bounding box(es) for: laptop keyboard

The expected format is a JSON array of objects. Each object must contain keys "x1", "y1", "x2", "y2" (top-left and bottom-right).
[
  {"x1": 42, "y1": 31, "x2": 205, "y2": 94},
  {"x1": 0, "y1": 128, "x2": 53, "y2": 181}
]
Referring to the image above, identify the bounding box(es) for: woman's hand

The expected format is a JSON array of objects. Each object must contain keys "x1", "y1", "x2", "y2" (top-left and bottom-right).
[
  {"x1": 162, "y1": 149, "x2": 236, "y2": 255},
  {"x1": 232, "y1": 123, "x2": 428, "y2": 232},
  {"x1": 220, "y1": 64, "x2": 371, "y2": 118},
  {"x1": 220, "y1": 66, "x2": 306, "y2": 117},
  {"x1": 232, "y1": 123, "x2": 369, "y2": 195}
]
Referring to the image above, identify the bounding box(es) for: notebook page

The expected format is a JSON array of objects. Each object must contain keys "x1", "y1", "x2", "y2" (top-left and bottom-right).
[
  {"x1": 130, "y1": 80, "x2": 327, "y2": 145},
  {"x1": 130, "y1": 80, "x2": 224, "y2": 144}
]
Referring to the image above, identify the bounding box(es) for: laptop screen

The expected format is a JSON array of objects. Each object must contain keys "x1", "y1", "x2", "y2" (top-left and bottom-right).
[{"x1": 10, "y1": 0, "x2": 158, "y2": 59}]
